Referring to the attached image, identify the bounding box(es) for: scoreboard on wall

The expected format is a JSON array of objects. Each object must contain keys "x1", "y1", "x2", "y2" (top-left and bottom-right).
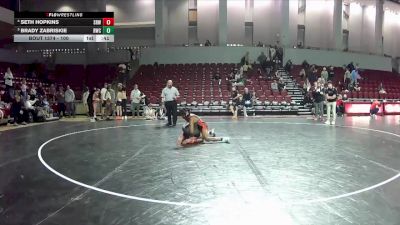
[{"x1": 13, "y1": 12, "x2": 114, "y2": 42}]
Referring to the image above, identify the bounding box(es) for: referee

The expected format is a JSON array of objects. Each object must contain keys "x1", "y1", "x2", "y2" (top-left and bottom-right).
[{"x1": 161, "y1": 80, "x2": 180, "y2": 127}]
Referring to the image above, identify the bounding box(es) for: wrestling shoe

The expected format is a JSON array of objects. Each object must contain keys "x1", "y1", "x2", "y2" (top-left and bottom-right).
[
  {"x1": 209, "y1": 129, "x2": 216, "y2": 137},
  {"x1": 324, "y1": 121, "x2": 331, "y2": 125},
  {"x1": 221, "y1": 137, "x2": 230, "y2": 143}
]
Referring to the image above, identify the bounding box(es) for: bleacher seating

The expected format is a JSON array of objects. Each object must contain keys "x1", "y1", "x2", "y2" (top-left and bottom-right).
[
  {"x1": 291, "y1": 65, "x2": 400, "y2": 101},
  {"x1": 130, "y1": 63, "x2": 296, "y2": 113}
]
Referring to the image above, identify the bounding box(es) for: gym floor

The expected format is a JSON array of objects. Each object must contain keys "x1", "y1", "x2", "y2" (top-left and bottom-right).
[{"x1": 1, "y1": 116, "x2": 400, "y2": 225}]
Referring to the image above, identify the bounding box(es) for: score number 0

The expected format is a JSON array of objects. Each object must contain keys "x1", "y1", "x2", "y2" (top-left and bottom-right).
[{"x1": 102, "y1": 18, "x2": 114, "y2": 26}]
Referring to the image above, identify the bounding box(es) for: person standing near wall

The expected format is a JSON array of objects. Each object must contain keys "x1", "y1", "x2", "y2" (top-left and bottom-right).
[
  {"x1": 121, "y1": 85, "x2": 128, "y2": 120},
  {"x1": 82, "y1": 87, "x2": 89, "y2": 116},
  {"x1": 161, "y1": 80, "x2": 180, "y2": 127},
  {"x1": 56, "y1": 86, "x2": 65, "y2": 118},
  {"x1": 64, "y1": 85, "x2": 75, "y2": 118},
  {"x1": 312, "y1": 82, "x2": 325, "y2": 121},
  {"x1": 87, "y1": 87, "x2": 95, "y2": 119},
  {"x1": 91, "y1": 88, "x2": 100, "y2": 122},
  {"x1": 324, "y1": 81, "x2": 338, "y2": 126},
  {"x1": 130, "y1": 84, "x2": 144, "y2": 118},
  {"x1": 321, "y1": 67, "x2": 329, "y2": 82},
  {"x1": 100, "y1": 83, "x2": 108, "y2": 119},
  {"x1": 4, "y1": 67, "x2": 14, "y2": 100}
]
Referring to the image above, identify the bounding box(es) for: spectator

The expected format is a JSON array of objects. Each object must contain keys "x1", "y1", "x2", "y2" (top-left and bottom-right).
[
  {"x1": 278, "y1": 77, "x2": 286, "y2": 93},
  {"x1": 307, "y1": 66, "x2": 318, "y2": 85},
  {"x1": 107, "y1": 84, "x2": 116, "y2": 118},
  {"x1": 265, "y1": 57, "x2": 273, "y2": 78},
  {"x1": 302, "y1": 60, "x2": 310, "y2": 70},
  {"x1": 350, "y1": 68, "x2": 359, "y2": 85},
  {"x1": 312, "y1": 82, "x2": 325, "y2": 121},
  {"x1": 11, "y1": 95, "x2": 28, "y2": 126},
  {"x1": 242, "y1": 87, "x2": 253, "y2": 117},
  {"x1": 20, "y1": 79, "x2": 28, "y2": 101},
  {"x1": 284, "y1": 60, "x2": 293, "y2": 73},
  {"x1": 257, "y1": 51, "x2": 267, "y2": 72},
  {"x1": 0, "y1": 90, "x2": 8, "y2": 119},
  {"x1": 161, "y1": 80, "x2": 180, "y2": 126},
  {"x1": 276, "y1": 45, "x2": 284, "y2": 67},
  {"x1": 156, "y1": 101, "x2": 166, "y2": 120},
  {"x1": 49, "y1": 83, "x2": 57, "y2": 102},
  {"x1": 214, "y1": 73, "x2": 222, "y2": 86},
  {"x1": 56, "y1": 86, "x2": 66, "y2": 118},
  {"x1": 342, "y1": 93, "x2": 348, "y2": 101},
  {"x1": 228, "y1": 68, "x2": 235, "y2": 81},
  {"x1": 121, "y1": 85, "x2": 128, "y2": 120},
  {"x1": 92, "y1": 88, "x2": 100, "y2": 122},
  {"x1": 343, "y1": 68, "x2": 351, "y2": 90},
  {"x1": 317, "y1": 76, "x2": 326, "y2": 85},
  {"x1": 269, "y1": 46, "x2": 276, "y2": 64},
  {"x1": 347, "y1": 62, "x2": 355, "y2": 72},
  {"x1": 324, "y1": 81, "x2": 338, "y2": 125},
  {"x1": 271, "y1": 80, "x2": 279, "y2": 92},
  {"x1": 240, "y1": 52, "x2": 250, "y2": 67},
  {"x1": 370, "y1": 99, "x2": 380, "y2": 118},
  {"x1": 378, "y1": 83, "x2": 387, "y2": 94},
  {"x1": 256, "y1": 41, "x2": 264, "y2": 47},
  {"x1": 37, "y1": 83, "x2": 46, "y2": 97},
  {"x1": 229, "y1": 86, "x2": 241, "y2": 120},
  {"x1": 205, "y1": 40, "x2": 212, "y2": 46},
  {"x1": 64, "y1": 85, "x2": 75, "y2": 118},
  {"x1": 130, "y1": 84, "x2": 144, "y2": 118},
  {"x1": 336, "y1": 81, "x2": 344, "y2": 93},
  {"x1": 29, "y1": 84, "x2": 37, "y2": 99},
  {"x1": 328, "y1": 66, "x2": 335, "y2": 81},
  {"x1": 336, "y1": 94, "x2": 344, "y2": 117},
  {"x1": 321, "y1": 67, "x2": 329, "y2": 82},
  {"x1": 82, "y1": 87, "x2": 89, "y2": 116},
  {"x1": 303, "y1": 78, "x2": 312, "y2": 93},
  {"x1": 33, "y1": 95, "x2": 51, "y2": 120},
  {"x1": 353, "y1": 82, "x2": 361, "y2": 92},
  {"x1": 103, "y1": 86, "x2": 112, "y2": 121},
  {"x1": 100, "y1": 83, "x2": 108, "y2": 119},
  {"x1": 299, "y1": 68, "x2": 306, "y2": 81},
  {"x1": 87, "y1": 87, "x2": 95, "y2": 119},
  {"x1": 4, "y1": 67, "x2": 13, "y2": 100},
  {"x1": 115, "y1": 85, "x2": 123, "y2": 119}
]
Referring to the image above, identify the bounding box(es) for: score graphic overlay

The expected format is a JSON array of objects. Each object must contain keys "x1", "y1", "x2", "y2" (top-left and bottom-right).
[{"x1": 14, "y1": 12, "x2": 114, "y2": 43}]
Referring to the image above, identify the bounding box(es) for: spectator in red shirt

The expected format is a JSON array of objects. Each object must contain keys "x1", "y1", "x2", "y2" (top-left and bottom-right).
[
  {"x1": 336, "y1": 94, "x2": 344, "y2": 117},
  {"x1": 370, "y1": 99, "x2": 380, "y2": 118}
]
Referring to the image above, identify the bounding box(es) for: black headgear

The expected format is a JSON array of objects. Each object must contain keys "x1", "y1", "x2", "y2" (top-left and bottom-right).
[{"x1": 180, "y1": 108, "x2": 191, "y2": 117}]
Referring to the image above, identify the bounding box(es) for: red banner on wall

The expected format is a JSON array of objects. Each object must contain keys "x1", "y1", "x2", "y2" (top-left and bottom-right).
[{"x1": 344, "y1": 102, "x2": 400, "y2": 115}]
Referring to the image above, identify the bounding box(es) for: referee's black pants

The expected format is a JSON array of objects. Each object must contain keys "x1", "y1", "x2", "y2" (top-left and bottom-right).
[{"x1": 165, "y1": 100, "x2": 177, "y2": 125}]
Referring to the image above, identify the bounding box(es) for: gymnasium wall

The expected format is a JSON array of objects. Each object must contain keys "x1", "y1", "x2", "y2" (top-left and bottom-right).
[
  {"x1": 140, "y1": 46, "x2": 392, "y2": 72},
  {"x1": 304, "y1": 0, "x2": 334, "y2": 49},
  {"x1": 197, "y1": 0, "x2": 219, "y2": 45},
  {"x1": 383, "y1": 2, "x2": 400, "y2": 58},
  {"x1": 284, "y1": 48, "x2": 392, "y2": 72},
  {"x1": 348, "y1": 0, "x2": 376, "y2": 54}
]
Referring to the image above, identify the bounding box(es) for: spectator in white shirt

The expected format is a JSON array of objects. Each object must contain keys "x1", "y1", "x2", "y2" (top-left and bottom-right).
[
  {"x1": 100, "y1": 83, "x2": 108, "y2": 119},
  {"x1": 130, "y1": 84, "x2": 144, "y2": 118},
  {"x1": 271, "y1": 80, "x2": 279, "y2": 91},
  {"x1": 82, "y1": 87, "x2": 89, "y2": 116},
  {"x1": 4, "y1": 67, "x2": 13, "y2": 99},
  {"x1": 64, "y1": 85, "x2": 75, "y2": 117}
]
